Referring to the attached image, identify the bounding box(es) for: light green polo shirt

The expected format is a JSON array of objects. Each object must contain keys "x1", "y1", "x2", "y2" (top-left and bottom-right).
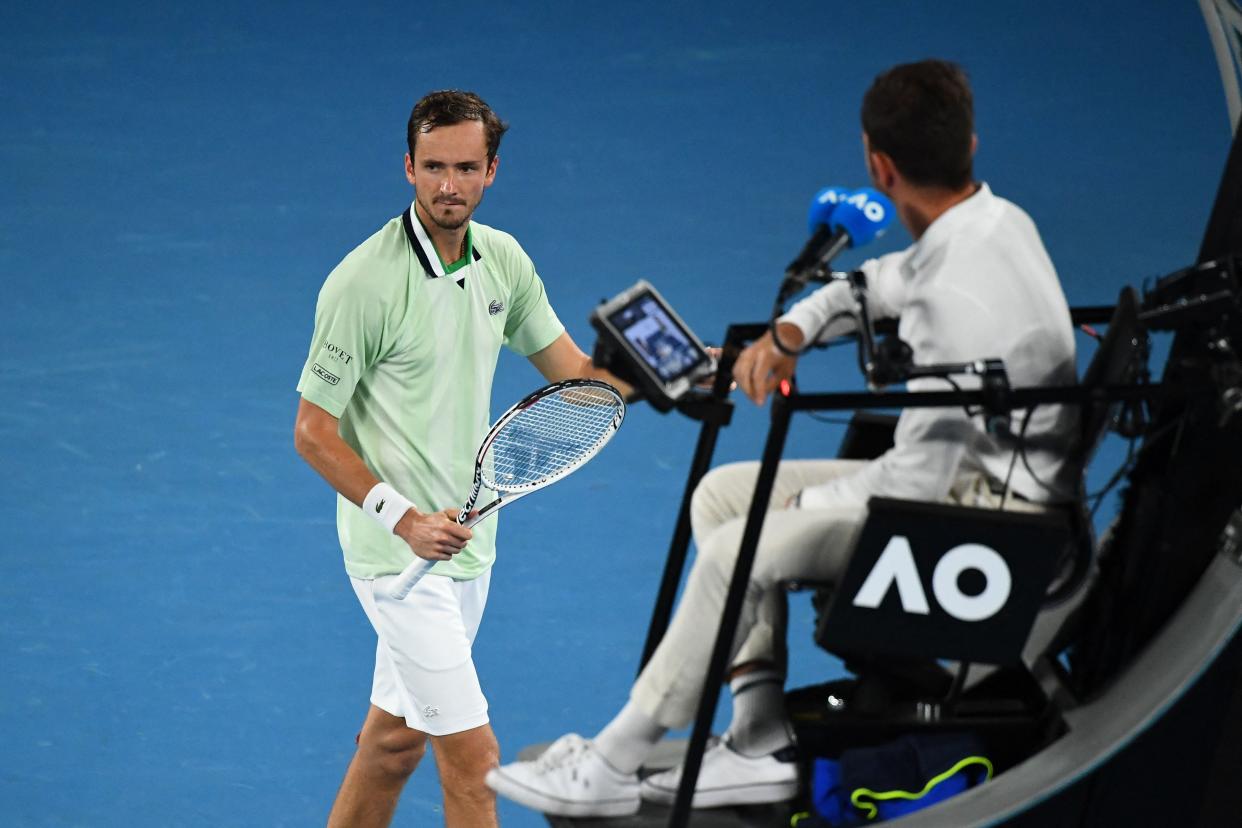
[{"x1": 297, "y1": 206, "x2": 564, "y2": 580}]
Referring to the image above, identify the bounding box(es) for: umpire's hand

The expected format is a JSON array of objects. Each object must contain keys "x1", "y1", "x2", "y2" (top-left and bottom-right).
[{"x1": 733, "y1": 323, "x2": 802, "y2": 406}]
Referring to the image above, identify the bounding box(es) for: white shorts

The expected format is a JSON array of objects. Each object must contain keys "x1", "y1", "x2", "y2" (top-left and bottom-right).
[{"x1": 349, "y1": 569, "x2": 492, "y2": 737}]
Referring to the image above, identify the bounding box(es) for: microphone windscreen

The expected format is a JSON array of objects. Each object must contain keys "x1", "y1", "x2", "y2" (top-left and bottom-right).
[
  {"x1": 807, "y1": 186, "x2": 850, "y2": 235},
  {"x1": 829, "y1": 188, "x2": 895, "y2": 248}
]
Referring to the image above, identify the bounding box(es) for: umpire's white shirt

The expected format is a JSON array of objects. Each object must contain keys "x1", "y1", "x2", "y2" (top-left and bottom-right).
[{"x1": 782, "y1": 182, "x2": 1078, "y2": 507}]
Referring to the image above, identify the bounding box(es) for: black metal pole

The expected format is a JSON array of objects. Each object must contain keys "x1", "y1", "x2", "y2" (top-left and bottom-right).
[
  {"x1": 668, "y1": 388, "x2": 795, "y2": 828},
  {"x1": 638, "y1": 413, "x2": 726, "y2": 673},
  {"x1": 638, "y1": 323, "x2": 764, "y2": 674}
]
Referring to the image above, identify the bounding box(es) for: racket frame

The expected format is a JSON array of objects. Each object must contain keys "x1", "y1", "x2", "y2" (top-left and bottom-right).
[{"x1": 388, "y1": 379, "x2": 624, "y2": 599}]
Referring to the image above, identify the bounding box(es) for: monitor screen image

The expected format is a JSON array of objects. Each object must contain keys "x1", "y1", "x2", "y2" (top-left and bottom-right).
[{"x1": 609, "y1": 296, "x2": 706, "y2": 383}]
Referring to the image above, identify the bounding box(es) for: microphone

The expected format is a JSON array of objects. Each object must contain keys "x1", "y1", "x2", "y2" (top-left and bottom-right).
[
  {"x1": 785, "y1": 186, "x2": 849, "y2": 275},
  {"x1": 806, "y1": 186, "x2": 852, "y2": 234},
  {"x1": 782, "y1": 187, "x2": 895, "y2": 299}
]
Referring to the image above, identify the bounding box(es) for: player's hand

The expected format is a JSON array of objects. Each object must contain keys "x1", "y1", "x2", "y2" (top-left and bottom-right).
[
  {"x1": 734, "y1": 324, "x2": 802, "y2": 406},
  {"x1": 394, "y1": 507, "x2": 473, "y2": 562}
]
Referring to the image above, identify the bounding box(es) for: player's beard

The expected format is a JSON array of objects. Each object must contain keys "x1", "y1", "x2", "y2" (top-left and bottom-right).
[{"x1": 420, "y1": 192, "x2": 480, "y2": 231}]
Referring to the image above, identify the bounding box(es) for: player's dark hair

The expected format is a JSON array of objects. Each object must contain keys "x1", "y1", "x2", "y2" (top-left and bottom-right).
[
  {"x1": 861, "y1": 59, "x2": 974, "y2": 190},
  {"x1": 407, "y1": 90, "x2": 509, "y2": 165}
]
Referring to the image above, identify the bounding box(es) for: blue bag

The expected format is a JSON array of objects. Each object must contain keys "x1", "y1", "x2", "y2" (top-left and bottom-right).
[{"x1": 802, "y1": 732, "x2": 992, "y2": 825}]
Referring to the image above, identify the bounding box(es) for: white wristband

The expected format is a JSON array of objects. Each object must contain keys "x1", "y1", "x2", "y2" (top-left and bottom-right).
[{"x1": 362, "y1": 482, "x2": 415, "y2": 534}]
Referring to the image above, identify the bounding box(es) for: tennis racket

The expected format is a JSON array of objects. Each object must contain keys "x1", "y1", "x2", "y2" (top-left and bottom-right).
[{"x1": 388, "y1": 378, "x2": 626, "y2": 600}]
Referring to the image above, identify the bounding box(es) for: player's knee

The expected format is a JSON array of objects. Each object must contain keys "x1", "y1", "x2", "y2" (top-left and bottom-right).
[
  {"x1": 370, "y1": 728, "x2": 428, "y2": 779},
  {"x1": 379, "y1": 744, "x2": 426, "y2": 779}
]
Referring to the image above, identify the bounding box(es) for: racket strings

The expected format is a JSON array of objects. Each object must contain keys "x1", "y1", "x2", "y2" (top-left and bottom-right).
[{"x1": 483, "y1": 388, "x2": 621, "y2": 490}]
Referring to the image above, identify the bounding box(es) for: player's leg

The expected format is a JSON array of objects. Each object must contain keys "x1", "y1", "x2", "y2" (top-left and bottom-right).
[
  {"x1": 400, "y1": 573, "x2": 499, "y2": 826},
  {"x1": 430, "y1": 723, "x2": 501, "y2": 827},
  {"x1": 346, "y1": 571, "x2": 495, "y2": 822},
  {"x1": 327, "y1": 705, "x2": 429, "y2": 828}
]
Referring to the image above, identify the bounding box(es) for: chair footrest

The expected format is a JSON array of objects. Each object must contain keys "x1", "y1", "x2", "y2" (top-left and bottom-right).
[{"x1": 786, "y1": 678, "x2": 1065, "y2": 771}]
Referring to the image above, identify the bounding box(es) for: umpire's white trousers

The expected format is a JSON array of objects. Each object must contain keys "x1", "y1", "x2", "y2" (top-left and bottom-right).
[{"x1": 629, "y1": 459, "x2": 1072, "y2": 729}]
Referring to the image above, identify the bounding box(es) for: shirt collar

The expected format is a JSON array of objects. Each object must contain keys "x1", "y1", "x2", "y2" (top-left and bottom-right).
[
  {"x1": 906, "y1": 182, "x2": 995, "y2": 271},
  {"x1": 402, "y1": 203, "x2": 482, "y2": 281}
]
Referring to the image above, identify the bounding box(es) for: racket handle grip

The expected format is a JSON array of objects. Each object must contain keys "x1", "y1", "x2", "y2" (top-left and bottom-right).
[
  {"x1": 388, "y1": 558, "x2": 437, "y2": 600},
  {"x1": 460, "y1": 499, "x2": 504, "y2": 529}
]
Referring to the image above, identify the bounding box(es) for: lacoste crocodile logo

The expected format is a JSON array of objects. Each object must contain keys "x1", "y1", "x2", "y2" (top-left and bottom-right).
[
  {"x1": 375, "y1": 499, "x2": 385, "y2": 514},
  {"x1": 423, "y1": 706, "x2": 440, "y2": 718},
  {"x1": 488, "y1": 299, "x2": 504, "y2": 316}
]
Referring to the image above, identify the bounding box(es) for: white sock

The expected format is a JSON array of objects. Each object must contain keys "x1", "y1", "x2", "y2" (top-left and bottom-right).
[
  {"x1": 725, "y1": 669, "x2": 793, "y2": 757},
  {"x1": 593, "y1": 699, "x2": 667, "y2": 774}
]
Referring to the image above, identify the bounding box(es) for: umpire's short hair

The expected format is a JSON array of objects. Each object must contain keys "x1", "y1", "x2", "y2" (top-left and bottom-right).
[
  {"x1": 407, "y1": 90, "x2": 509, "y2": 165},
  {"x1": 861, "y1": 60, "x2": 974, "y2": 190}
]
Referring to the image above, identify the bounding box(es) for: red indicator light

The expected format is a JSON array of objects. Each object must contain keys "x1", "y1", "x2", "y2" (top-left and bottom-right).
[{"x1": 779, "y1": 379, "x2": 792, "y2": 397}]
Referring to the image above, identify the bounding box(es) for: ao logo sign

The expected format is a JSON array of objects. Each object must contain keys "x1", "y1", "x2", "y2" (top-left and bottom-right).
[
  {"x1": 816, "y1": 188, "x2": 888, "y2": 223},
  {"x1": 852, "y1": 536, "x2": 1012, "y2": 622}
]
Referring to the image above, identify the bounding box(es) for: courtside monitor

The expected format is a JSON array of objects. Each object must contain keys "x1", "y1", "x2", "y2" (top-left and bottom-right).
[{"x1": 590, "y1": 280, "x2": 716, "y2": 410}]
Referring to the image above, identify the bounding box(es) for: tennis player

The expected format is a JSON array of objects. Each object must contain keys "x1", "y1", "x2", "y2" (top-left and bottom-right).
[
  {"x1": 294, "y1": 90, "x2": 628, "y2": 828},
  {"x1": 487, "y1": 59, "x2": 1080, "y2": 816}
]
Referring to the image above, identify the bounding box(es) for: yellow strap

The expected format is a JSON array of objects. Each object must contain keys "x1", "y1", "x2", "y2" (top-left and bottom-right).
[
  {"x1": 850, "y1": 755, "x2": 994, "y2": 820},
  {"x1": 790, "y1": 811, "x2": 811, "y2": 826}
]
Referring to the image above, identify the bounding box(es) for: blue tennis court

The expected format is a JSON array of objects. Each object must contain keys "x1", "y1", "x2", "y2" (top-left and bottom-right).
[{"x1": 1, "y1": 2, "x2": 1228, "y2": 825}]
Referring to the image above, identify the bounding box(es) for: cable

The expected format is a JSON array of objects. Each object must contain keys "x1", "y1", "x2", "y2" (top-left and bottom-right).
[
  {"x1": 1084, "y1": 414, "x2": 1183, "y2": 518},
  {"x1": 1019, "y1": 394, "x2": 1178, "y2": 510},
  {"x1": 1086, "y1": 437, "x2": 1137, "y2": 519},
  {"x1": 809, "y1": 310, "x2": 861, "y2": 350},
  {"x1": 769, "y1": 309, "x2": 859, "y2": 358},
  {"x1": 937, "y1": 375, "x2": 986, "y2": 420},
  {"x1": 1014, "y1": 405, "x2": 1079, "y2": 502},
  {"x1": 995, "y1": 407, "x2": 1032, "y2": 509}
]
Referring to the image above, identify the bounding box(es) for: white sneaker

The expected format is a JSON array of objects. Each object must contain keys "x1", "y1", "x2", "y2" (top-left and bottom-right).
[
  {"x1": 639, "y1": 735, "x2": 799, "y2": 809},
  {"x1": 486, "y1": 733, "x2": 641, "y2": 817}
]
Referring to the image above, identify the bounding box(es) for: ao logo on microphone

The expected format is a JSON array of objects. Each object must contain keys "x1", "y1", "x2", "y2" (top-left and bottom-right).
[
  {"x1": 852, "y1": 535, "x2": 1012, "y2": 622},
  {"x1": 813, "y1": 187, "x2": 888, "y2": 223},
  {"x1": 813, "y1": 186, "x2": 851, "y2": 207},
  {"x1": 844, "y1": 191, "x2": 888, "y2": 224}
]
